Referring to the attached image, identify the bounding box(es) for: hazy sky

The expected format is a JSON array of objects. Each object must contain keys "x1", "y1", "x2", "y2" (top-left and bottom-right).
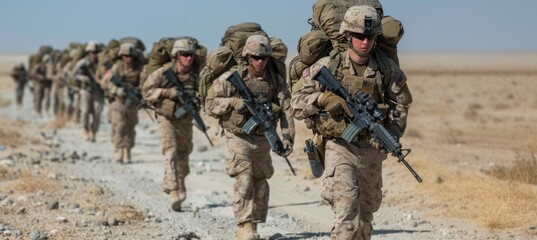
[{"x1": 1, "y1": 0, "x2": 536, "y2": 54}]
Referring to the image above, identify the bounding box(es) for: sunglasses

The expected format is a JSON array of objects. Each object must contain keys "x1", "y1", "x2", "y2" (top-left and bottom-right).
[
  {"x1": 350, "y1": 32, "x2": 377, "y2": 41},
  {"x1": 122, "y1": 55, "x2": 133, "y2": 58},
  {"x1": 179, "y1": 52, "x2": 194, "y2": 57},
  {"x1": 250, "y1": 55, "x2": 269, "y2": 61}
]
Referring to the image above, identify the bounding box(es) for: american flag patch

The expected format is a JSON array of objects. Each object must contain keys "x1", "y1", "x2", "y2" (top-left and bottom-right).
[{"x1": 302, "y1": 68, "x2": 310, "y2": 78}]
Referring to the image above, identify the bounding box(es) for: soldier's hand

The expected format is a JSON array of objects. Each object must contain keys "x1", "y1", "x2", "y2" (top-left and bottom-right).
[
  {"x1": 317, "y1": 92, "x2": 352, "y2": 116},
  {"x1": 231, "y1": 98, "x2": 248, "y2": 113},
  {"x1": 368, "y1": 137, "x2": 387, "y2": 154},
  {"x1": 162, "y1": 88, "x2": 179, "y2": 100},
  {"x1": 116, "y1": 88, "x2": 126, "y2": 98},
  {"x1": 282, "y1": 139, "x2": 293, "y2": 157}
]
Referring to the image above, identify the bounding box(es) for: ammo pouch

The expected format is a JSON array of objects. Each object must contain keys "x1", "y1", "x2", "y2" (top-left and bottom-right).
[
  {"x1": 155, "y1": 98, "x2": 177, "y2": 119},
  {"x1": 311, "y1": 113, "x2": 348, "y2": 138}
]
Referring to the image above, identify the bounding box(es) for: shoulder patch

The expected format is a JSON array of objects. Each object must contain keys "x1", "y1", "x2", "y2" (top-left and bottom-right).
[{"x1": 302, "y1": 68, "x2": 310, "y2": 78}]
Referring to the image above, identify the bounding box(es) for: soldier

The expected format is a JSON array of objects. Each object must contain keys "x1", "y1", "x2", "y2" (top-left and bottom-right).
[
  {"x1": 10, "y1": 63, "x2": 28, "y2": 107},
  {"x1": 51, "y1": 50, "x2": 69, "y2": 117},
  {"x1": 291, "y1": 5, "x2": 412, "y2": 240},
  {"x1": 103, "y1": 43, "x2": 143, "y2": 163},
  {"x1": 30, "y1": 54, "x2": 53, "y2": 116},
  {"x1": 205, "y1": 35, "x2": 294, "y2": 240},
  {"x1": 64, "y1": 47, "x2": 82, "y2": 125},
  {"x1": 142, "y1": 38, "x2": 200, "y2": 212},
  {"x1": 72, "y1": 41, "x2": 104, "y2": 142}
]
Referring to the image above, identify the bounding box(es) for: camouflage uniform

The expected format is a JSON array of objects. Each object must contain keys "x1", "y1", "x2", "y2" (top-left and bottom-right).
[
  {"x1": 29, "y1": 55, "x2": 53, "y2": 115},
  {"x1": 104, "y1": 43, "x2": 143, "y2": 163},
  {"x1": 10, "y1": 64, "x2": 28, "y2": 107},
  {"x1": 51, "y1": 55, "x2": 68, "y2": 117},
  {"x1": 142, "y1": 38, "x2": 200, "y2": 211},
  {"x1": 206, "y1": 35, "x2": 294, "y2": 239},
  {"x1": 72, "y1": 41, "x2": 104, "y2": 142},
  {"x1": 291, "y1": 6, "x2": 412, "y2": 240}
]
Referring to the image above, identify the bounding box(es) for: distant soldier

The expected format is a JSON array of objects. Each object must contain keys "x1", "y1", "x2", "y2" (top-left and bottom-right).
[
  {"x1": 72, "y1": 41, "x2": 104, "y2": 142},
  {"x1": 142, "y1": 38, "x2": 200, "y2": 212},
  {"x1": 206, "y1": 35, "x2": 295, "y2": 240},
  {"x1": 51, "y1": 50, "x2": 69, "y2": 117},
  {"x1": 64, "y1": 47, "x2": 82, "y2": 125},
  {"x1": 103, "y1": 43, "x2": 143, "y2": 163},
  {"x1": 30, "y1": 54, "x2": 53, "y2": 116},
  {"x1": 10, "y1": 63, "x2": 28, "y2": 107}
]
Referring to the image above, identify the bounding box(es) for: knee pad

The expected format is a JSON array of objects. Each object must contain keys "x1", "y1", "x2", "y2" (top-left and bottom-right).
[{"x1": 236, "y1": 173, "x2": 252, "y2": 198}]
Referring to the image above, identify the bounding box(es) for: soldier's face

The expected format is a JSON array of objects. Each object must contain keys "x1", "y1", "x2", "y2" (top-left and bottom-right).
[
  {"x1": 350, "y1": 32, "x2": 377, "y2": 57},
  {"x1": 249, "y1": 55, "x2": 269, "y2": 72},
  {"x1": 178, "y1": 52, "x2": 194, "y2": 67},
  {"x1": 89, "y1": 52, "x2": 98, "y2": 62},
  {"x1": 121, "y1": 55, "x2": 133, "y2": 64}
]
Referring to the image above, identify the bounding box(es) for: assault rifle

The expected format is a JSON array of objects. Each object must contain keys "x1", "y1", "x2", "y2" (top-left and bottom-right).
[
  {"x1": 226, "y1": 71, "x2": 297, "y2": 176},
  {"x1": 80, "y1": 65, "x2": 104, "y2": 98},
  {"x1": 163, "y1": 68, "x2": 213, "y2": 147},
  {"x1": 313, "y1": 66, "x2": 422, "y2": 183},
  {"x1": 103, "y1": 61, "x2": 153, "y2": 121}
]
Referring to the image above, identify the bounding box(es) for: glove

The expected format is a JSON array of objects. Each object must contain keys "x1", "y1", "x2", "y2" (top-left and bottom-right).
[
  {"x1": 317, "y1": 92, "x2": 352, "y2": 116},
  {"x1": 368, "y1": 137, "x2": 387, "y2": 154},
  {"x1": 162, "y1": 88, "x2": 179, "y2": 100},
  {"x1": 231, "y1": 98, "x2": 248, "y2": 113},
  {"x1": 282, "y1": 139, "x2": 293, "y2": 157},
  {"x1": 116, "y1": 88, "x2": 126, "y2": 98}
]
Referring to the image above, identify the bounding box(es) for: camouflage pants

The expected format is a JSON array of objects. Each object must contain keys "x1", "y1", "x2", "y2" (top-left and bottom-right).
[
  {"x1": 109, "y1": 99, "x2": 138, "y2": 149},
  {"x1": 79, "y1": 89, "x2": 104, "y2": 134},
  {"x1": 320, "y1": 138, "x2": 386, "y2": 240},
  {"x1": 225, "y1": 133, "x2": 274, "y2": 225},
  {"x1": 66, "y1": 88, "x2": 80, "y2": 123},
  {"x1": 14, "y1": 80, "x2": 27, "y2": 106},
  {"x1": 33, "y1": 80, "x2": 52, "y2": 114},
  {"x1": 158, "y1": 115, "x2": 193, "y2": 193},
  {"x1": 51, "y1": 81, "x2": 65, "y2": 116}
]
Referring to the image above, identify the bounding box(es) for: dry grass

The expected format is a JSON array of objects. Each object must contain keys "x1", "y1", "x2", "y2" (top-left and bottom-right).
[
  {"x1": 77, "y1": 185, "x2": 108, "y2": 212},
  {"x1": 50, "y1": 113, "x2": 68, "y2": 129},
  {"x1": 9, "y1": 169, "x2": 60, "y2": 193},
  {"x1": 0, "y1": 124, "x2": 22, "y2": 147},
  {"x1": 0, "y1": 98, "x2": 11, "y2": 107},
  {"x1": 408, "y1": 157, "x2": 537, "y2": 230},
  {"x1": 110, "y1": 205, "x2": 145, "y2": 223},
  {"x1": 486, "y1": 151, "x2": 537, "y2": 185}
]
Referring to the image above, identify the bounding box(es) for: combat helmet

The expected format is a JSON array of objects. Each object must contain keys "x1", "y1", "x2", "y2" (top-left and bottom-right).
[
  {"x1": 171, "y1": 38, "x2": 196, "y2": 56},
  {"x1": 242, "y1": 35, "x2": 272, "y2": 57},
  {"x1": 340, "y1": 5, "x2": 382, "y2": 35},
  {"x1": 85, "y1": 41, "x2": 101, "y2": 53},
  {"x1": 118, "y1": 43, "x2": 135, "y2": 57}
]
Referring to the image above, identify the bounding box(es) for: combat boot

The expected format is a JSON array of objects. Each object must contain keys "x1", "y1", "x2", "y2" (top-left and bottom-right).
[
  {"x1": 235, "y1": 222, "x2": 258, "y2": 240},
  {"x1": 169, "y1": 190, "x2": 182, "y2": 212},
  {"x1": 115, "y1": 148, "x2": 124, "y2": 163},
  {"x1": 123, "y1": 148, "x2": 131, "y2": 164},
  {"x1": 177, "y1": 177, "x2": 187, "y2": 202},
  {"x1": 89, "y1": 131, "x2": 96, "y2": 142}
]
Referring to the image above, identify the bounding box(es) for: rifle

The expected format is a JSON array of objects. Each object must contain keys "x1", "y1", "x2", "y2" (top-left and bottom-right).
[
  {"x1": 312, "y1": 66, "x2": 422, "y2": 183},
  {"x1": 226, "y1": 71, "x2": 297, "y2": 176},
  {"x1": 163, "y1": 68, "x2": 213, "y2": 147},
  {"x1": 109, "y1": 75, "x2": 154, "y2": 121},
  {"x1": 80, "y1": 65, "x2": 104, "y2": 98}
]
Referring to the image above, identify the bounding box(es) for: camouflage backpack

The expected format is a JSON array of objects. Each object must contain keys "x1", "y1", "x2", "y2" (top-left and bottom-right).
[
  {"x1": 289, "y1": 0, "x2": 404, "y2": 88},
  {"x1": 198, "y1": 22, "x2": 288, "y2": 113},
  {"x1": 142, "y1": 36, "x2": 207, "y2": 88}
]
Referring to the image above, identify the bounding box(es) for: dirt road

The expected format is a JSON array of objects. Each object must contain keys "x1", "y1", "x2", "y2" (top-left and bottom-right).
[{"x1": 1, "y1": 53, "x2": 536, "y2": 239}]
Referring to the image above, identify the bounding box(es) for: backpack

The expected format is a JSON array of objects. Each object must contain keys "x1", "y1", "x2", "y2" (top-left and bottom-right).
[
  {"x1": 289, "y1": 0, "x2": 404, "y2": 89},
  {"x1": 143, "y1": 36, "x2": 207, "y2": 87},
  {"x1": 198, "y1": 22, "x2": 288, "y2": 113}
]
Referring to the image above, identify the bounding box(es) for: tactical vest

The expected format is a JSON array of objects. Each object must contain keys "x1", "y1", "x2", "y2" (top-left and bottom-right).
[
  {"x1": 155, "y1": 63, "x2": 199, "y2": 119},
  {"x1": 313, "y1": 51, "x2": 388, "y2": 139},
  {"x1": 222, "y1": 66, "x2": 280, "y2": 135},
  {"x1": 115, "y1": 60, "x2": 142, "y2": 87}
]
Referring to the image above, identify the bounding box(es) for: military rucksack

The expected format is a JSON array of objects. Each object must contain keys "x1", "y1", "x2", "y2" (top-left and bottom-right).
[
  {"x1": 289, "y1": 0, "x2": 404, "y2": 89},
  {"x1": 143, "y1": 36, "x2": 207, "y2": 88},
  {"x1": 198, "y1": 22, "x2": 288, "y2": 113}
]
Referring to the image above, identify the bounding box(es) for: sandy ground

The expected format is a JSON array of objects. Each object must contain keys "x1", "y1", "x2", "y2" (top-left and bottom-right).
[{"x1": 1, "y1": 52, "x2": 537, "y2": 239}]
